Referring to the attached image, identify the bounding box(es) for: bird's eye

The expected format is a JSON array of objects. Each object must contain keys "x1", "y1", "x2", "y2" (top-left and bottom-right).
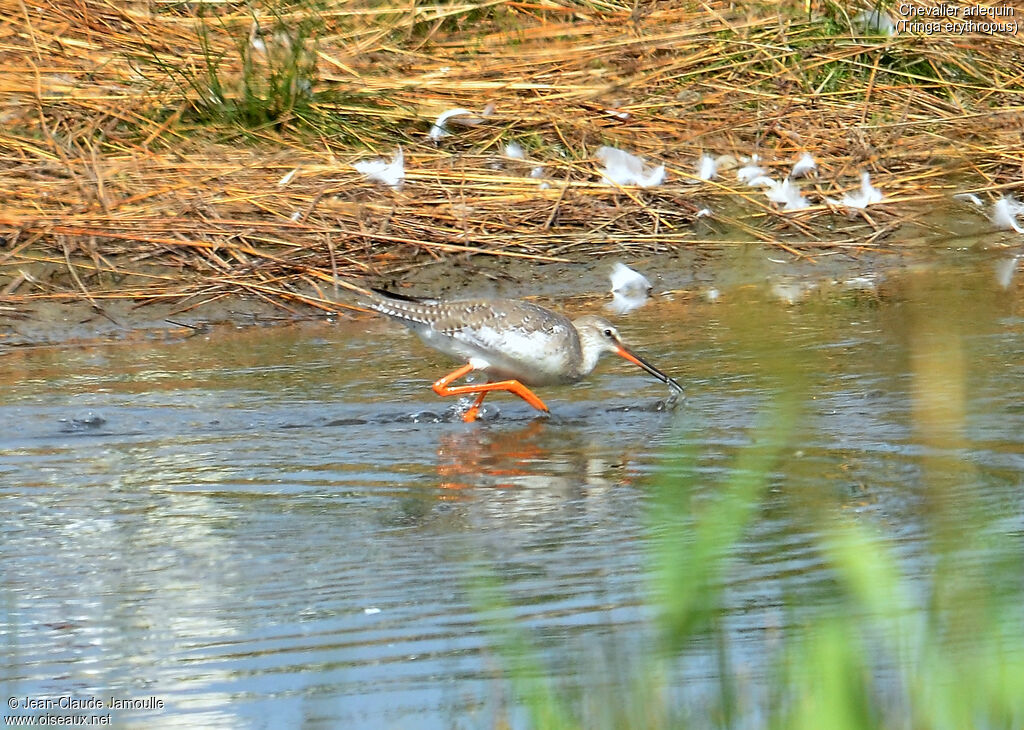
[{"x1": 603, "y1": 328, "x2": 614, "y2": 337}]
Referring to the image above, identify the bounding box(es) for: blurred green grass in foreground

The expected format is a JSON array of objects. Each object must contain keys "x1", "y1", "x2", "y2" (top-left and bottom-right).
[{"x1": 475, "y1": 286, "x2": 1024, "y2": 729}]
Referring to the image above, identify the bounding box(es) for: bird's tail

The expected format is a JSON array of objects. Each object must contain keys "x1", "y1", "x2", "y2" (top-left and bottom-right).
[
  {"x1": 311, "y1": 277, "x2": 442, "y2": 320},
  {"x1": 368, "y1": 287, "x2": 438, "y2": 304},
  {"x1": 361, "y1": 285, "x2": 442, "y2": 316}
]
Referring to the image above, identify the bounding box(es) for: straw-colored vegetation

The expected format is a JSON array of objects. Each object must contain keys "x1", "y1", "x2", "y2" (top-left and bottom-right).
[{"x1": 1, "y1": 0, "x2": 1023, "y2": 312}]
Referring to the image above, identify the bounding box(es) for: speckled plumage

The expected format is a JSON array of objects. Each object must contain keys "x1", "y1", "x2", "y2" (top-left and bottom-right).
[
  {"x1": 365, "y1": 294, "x2": 588, "y2": 385},
  {"x1": 363, "y1": 290, "x2": 683, "y2": 419}
]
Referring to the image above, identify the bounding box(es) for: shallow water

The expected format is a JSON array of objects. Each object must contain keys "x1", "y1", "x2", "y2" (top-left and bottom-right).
[{"x1": 2, "y1": 256, "x2": 1023, "y2": 728}]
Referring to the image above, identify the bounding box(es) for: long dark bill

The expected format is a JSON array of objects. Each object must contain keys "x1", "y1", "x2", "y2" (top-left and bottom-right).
[{"x1": 615, "y1": 346, "x2": 685, "y2": 394}]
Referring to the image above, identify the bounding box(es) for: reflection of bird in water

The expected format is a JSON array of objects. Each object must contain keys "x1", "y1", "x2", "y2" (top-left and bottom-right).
[
  {"x1": 436, "y1": 420, "x2": 549, "y2": 492},
  {"x1": 362, "y1": 289, "x2": 683, "y2": 422},
  {"x1": 434, "y1": 421, "x2": 633, "y2": 502}
]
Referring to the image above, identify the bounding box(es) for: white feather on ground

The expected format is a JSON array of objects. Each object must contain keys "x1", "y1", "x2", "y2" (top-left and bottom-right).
[
  {"x1": 277, "y1": 168, "x2": 298, "y2": 187},
  {"x1": 834, "y1": 172, "x2": 884, "y2": 210},
  {"x1": 753, "y1": 177, "x2": 809, "y2": 210},
  {"x1": 778, "y1": 180, "x2": 810, "y2": 211},
  {"x1": 428, "y1": 108, "x2": 475, "y2": 141},
  {"x1": 737, "y1": 155, "x2": 767, "y2": 184},
  {"x1": 353, "y1": 147, "x2": 405, "y2": 189},
  {"x1": 504, "y1": 142, "x2": 525, "y2": 159},
  {"x1": 697, "y1": 154, "x2": 719, "y2": 181},
  {"x1": 853, "y1": 9, "x2": 896, "y2": 35},
  {"x1": 954, "y1": 192, "x2": 985, "y2": 207},
  {"x1": 747, "y1": 175, "x2": 776, "y2": 189},
  {"x1": 607, "y1": 262, "x2": 652, "y2": 314},
  {"x1": 501, "y1": 142, "x2": 548, "y2": 187},
  {"x1": 790, "y1": 153, "x2": 816, "y2": 179},
  {"x1": 596, "y1": 146, "x2": 665, "y2": 188},
  {"x1": 990, "y1": 196, "x2": 1024, "y2": 233},
  {"x1": 610, "y1": 262, "x2": 651, "y2": 297}
]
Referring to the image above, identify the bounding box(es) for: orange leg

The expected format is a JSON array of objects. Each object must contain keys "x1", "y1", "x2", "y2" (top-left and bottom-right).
[
  {"x1": 463, "y1": 391, "x2": 488, "y2": 423},
  {"x1": 432, "y1": 363, "x2": 549, "y2": 422}
]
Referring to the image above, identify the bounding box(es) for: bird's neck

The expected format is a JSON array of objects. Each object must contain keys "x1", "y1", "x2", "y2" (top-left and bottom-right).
[{"x1": 574, "y1": 339, "x2": 605, "y2": 379}]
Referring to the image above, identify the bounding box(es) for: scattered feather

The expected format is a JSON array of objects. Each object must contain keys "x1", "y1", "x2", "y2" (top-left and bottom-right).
[
  {"x1": 277, "y1": 168, "x2": 298, "y2": 187},
  {"x1": 428, "y1": 108, "x2": 474, "y2": 141},
  {"x1": 608, "y1": 262, "x2": 652, "y2": 314},
  {"x1": 363, "y1": 607, "x2": 382, "y2": 615},
  {"x1": 746, "y1": 174, "x2": 775, "y2": 188},
  {"x1": 737, "y1": 167, "x2": 767, "y2": 184},
  {"x1": 697, "y1": 154, "x2": 718, "y2": 181},
  {"x1": 504, "y1": 142, "x2": 525, "y2": 159},
  {"x1": 353, "y1": 147, "x2": 404, "y2": 189},
  {"x1": 704, "y1": 288, "x2": 720, "y2": 303},
  {"x1": 759, "y1": 177, "x2": 809, "y2": 210},
  {"x1": 990, "y1": 195, "x2": 1024, "y2": 233},
  {"x1": 531, "y1": 163, "x2": 548, "y2": 187},
  {"x1": 606, "y1": 109, "x2": 630, "y2": 120},
  {"x1": 953, "y1": 192, "x2": 985, "y2": 207},
  {"x1": 696, "y1": 207, "x2": 712, "y2": 218},
  {"x1": 596, "y1": 146, "x2": 665, "y2": 188},
  {"x1": 737, "y1": 155, "x2": 768, "y2": 184},
  {"x1": 841, "y1": 172, "x2": 884, "y2": 209},
  {"x1": 610, "y1": 262, "x2": 652, "y2": 297},
  {"x1": 501, "y1": 142, "x2": 548, "y2": 186},
  {"x1": 853, "y1": 9, "x2": 896, "y2": 35},
  {"x1": 289, "y1": 211, "x2": 301, "y2": 222},
  {"x1": 790, "y1": 153, "x2": 817, "y2": 179},
  {"x1": 781, "y1": 191, "x2": 810, "y2": 212},
  {"x1": 780, "y1": 180, "x2": 809, "y2": 211},
  {"x1": 763, "y1": 181, "x2": 791, "y2": 204}
]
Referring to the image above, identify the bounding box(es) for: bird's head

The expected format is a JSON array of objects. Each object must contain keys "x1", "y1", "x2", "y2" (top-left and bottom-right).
[{"x1": 572, "y1": 315, "x2": 683, "y2": 394}]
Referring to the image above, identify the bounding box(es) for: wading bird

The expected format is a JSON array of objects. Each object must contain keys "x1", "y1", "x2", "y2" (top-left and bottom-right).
[{"x1": 364, "y1": 289, "x2": 683, "y2": 422}]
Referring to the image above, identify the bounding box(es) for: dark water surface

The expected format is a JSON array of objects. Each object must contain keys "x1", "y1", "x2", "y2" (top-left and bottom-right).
[{"x1": 2, "y1": 258, "x2": 1023, "y2": 728}]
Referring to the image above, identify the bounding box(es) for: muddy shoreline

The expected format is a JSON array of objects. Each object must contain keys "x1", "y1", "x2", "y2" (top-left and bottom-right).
[{"x1": 3, "y1": 227, "x2": 1017, "y2": 349}]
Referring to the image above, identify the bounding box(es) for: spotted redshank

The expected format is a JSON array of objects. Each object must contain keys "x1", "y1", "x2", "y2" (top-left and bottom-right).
[{"x1": 364, "y1": 289, "x2": 683, "y2": 422}]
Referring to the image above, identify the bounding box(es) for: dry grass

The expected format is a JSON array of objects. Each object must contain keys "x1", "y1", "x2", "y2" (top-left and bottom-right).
[{"x1": 1, "y1": 0, "x2": 1023, "y2": 312}]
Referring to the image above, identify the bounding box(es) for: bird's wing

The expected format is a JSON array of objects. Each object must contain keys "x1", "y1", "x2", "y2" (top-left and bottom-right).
[{"x1": 368, "y1": 296, "x2": 570, "y2": 352}]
